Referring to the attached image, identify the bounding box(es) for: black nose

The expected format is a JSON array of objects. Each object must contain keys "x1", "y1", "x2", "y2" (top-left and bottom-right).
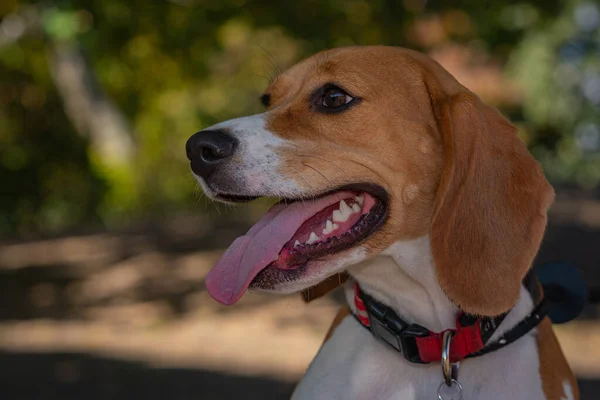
[{"x1": 186, "y1": 129, "x2": 237, "y2": 178}]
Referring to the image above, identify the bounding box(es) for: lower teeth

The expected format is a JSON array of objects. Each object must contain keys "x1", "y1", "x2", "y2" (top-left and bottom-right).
[{"x1": 291, "y1": 211, "x2": 370, "y2": 251}]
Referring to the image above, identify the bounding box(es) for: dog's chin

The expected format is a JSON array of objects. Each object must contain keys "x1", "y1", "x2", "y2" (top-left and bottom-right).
[
  {"x1": 192, "y1": 174, "x2": 258, "y2": 204},
  {"x1": 205, "y1": 181, "x2": 389, "y2": 296},
  {"x1": 249, "y1": 247, "x2": 368, "y2": 294}
]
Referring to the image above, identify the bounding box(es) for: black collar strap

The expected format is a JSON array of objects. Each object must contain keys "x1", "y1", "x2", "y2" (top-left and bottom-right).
[{"x1": 352, "y1": 275, "x2": 548, "y2": 364}]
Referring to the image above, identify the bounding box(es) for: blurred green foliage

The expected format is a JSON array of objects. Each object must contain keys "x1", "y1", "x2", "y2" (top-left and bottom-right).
[{"x1": 0, "y1": 0, "x2": 599, "y2": 236}]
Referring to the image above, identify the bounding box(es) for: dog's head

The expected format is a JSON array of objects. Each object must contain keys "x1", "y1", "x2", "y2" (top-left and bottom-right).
[{"x1": 187, "y1": 46, "x2": 554, "y2": 316}]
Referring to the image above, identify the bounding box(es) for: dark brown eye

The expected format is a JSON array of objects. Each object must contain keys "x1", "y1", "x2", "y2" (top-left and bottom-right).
[{"x1": 321, "y1": 88, "x2": 353, "y2": 108}]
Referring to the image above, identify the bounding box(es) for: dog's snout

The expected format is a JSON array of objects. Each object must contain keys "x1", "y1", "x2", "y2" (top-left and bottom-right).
[{"x1": 186, "y1": 129, "x2": 237, "y2": 177}]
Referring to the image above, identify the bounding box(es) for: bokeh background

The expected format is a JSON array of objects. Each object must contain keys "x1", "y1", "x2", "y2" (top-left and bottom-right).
[{"x1": 1, "y1": 0, "x2": 599, "y2": 398}]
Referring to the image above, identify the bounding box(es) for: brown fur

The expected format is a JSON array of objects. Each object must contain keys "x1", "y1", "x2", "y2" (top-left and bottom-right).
[
  {"x1": 428, "y1": 91, "x2": 554, "y2": 315},
  {"x1": 258, "y1": 47, "x2": 571, "y2": 395},
  {"x1": 262, "y1": 46, "x2": 553, "y2": 315},
  {"x1": 537, "y1": 317, "x2": 580, "y2": 400},
  {"x1": 322, "y1": 306, "x2": 351, "y2": 344},
  {"x1": 265, "y1": 47, "x2": 445, "y2": 288},
  {"x1": 302, "y1": 272, "x2": 349, "y2": 302}
]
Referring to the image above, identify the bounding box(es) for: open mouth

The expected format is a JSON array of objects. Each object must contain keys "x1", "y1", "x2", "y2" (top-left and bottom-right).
[
  {"x1": 267, "y1": 191, "x2": 384, "y2": 269},
  {"x1": 205, "y1": 184, "x2": 388, "y2": 305}
]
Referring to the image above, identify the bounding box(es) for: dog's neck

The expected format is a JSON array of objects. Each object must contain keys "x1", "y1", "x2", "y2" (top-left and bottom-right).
[
  {"x1": 346, "y1": 235, "x2": 537, "y2": 340},
  {"x1": 346, "y1": 236, "x2": 458, "y2": 332},
  {"x1": 297, "y1": 238, "x2": 551, "y2": 400}
]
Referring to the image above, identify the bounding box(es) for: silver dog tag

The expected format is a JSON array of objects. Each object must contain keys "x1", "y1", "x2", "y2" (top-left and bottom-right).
[{"x1": 437, "y1": 379, "x2": 463, "y2": 400}]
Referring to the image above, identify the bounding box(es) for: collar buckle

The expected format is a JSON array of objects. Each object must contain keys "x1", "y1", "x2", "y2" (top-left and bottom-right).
[
  {"x1": 363, "y1": 294, "x2": 430, "y2": 364},
  {"x1": 399, "y1": 323, "x2": 430, "y2": 363}
]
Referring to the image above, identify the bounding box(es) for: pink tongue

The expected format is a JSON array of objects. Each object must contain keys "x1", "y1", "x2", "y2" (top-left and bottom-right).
[{"x1": 205, "y1": 191, "x2": 355, "y2": 305}]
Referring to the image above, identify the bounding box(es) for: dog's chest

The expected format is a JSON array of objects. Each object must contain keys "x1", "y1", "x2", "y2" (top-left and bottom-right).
[{"x1": 292, "y1": 317, "x2": 546, "y2": 400}]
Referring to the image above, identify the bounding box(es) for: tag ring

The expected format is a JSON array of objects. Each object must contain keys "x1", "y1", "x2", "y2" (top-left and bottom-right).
[
  {"x1": 441, "y1": 330, "x2": 455, "y2": 386},
  {"x1": 437, "y1": 379, "x2": 463, "y2": 400}
]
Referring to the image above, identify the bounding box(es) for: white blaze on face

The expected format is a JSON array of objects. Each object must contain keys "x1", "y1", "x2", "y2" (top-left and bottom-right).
[{"x1": 195, "y1": 113, "x2": 301, "y2": 197}]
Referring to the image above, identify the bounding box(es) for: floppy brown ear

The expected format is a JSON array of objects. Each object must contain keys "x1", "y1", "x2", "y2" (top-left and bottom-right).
[
  {"x1": 430, "y1": 92, "x2": 554, "y2": 316},
  {"x1": 301, "y1": 272, "x2": 349, "y2": 302}
]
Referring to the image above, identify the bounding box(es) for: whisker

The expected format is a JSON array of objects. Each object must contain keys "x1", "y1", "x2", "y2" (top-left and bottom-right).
[
  {"x1": 348, "y1": 158, "x2": 381, "y2": 180},
  {"x1": 258, "y1": 45, "x2": 283, "y2": 83},
  {"x1": 250, "y1": 73, "x2": 275, "y2": 84},
  {"x1": 297, "y1": 153, "x2": 349, "y2": 181},
  {"x1": 288, "y1": 166, "x2": 316, "y2": 207},
  {"x1": 301, "y1": 161, "x2": 334, "y2": 187}
]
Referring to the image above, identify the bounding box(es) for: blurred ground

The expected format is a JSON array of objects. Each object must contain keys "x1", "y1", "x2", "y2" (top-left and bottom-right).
[{"x1": 0, "y1": 187, "x2": 599, "y2": 399}]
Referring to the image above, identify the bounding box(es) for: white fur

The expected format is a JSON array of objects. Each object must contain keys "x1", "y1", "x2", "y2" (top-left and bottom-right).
[
  {"x1": 193, "y1": 113, "x2": 301, "y2": 198},
  {"x1": 562, "y1": 380, "x2": 574, "y2": 400},
  {"x1": 352, "y1": 236, "x2": 458, "y2": 331},
  {"x1": 292, "y1": 237, "x2": 546, "y2": 400}
]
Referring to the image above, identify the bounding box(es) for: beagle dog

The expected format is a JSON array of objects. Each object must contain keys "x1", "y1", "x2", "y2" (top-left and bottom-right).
[{"x1": 186, "y1": 46, "x2": 578, "y2": 400}]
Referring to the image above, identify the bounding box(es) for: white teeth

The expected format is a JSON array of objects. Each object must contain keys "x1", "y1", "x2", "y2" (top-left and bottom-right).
[
  {"x1": 332, "y1": 209, "x2": 347, "y2": 223},
  {"x1": 322, "y1": 220, "x2": 339, "y2": 235},
  {"x1": 306, "y1": 232, "x2": 320, "y2": 244},
  {"x1": 323, "y1": 220, "x2": 333, "y2": 235},
  {"x1": 352, "y1": 203, "x2": 361, "y2": 213},
  {"x1": 333, "y1": 200, "x2": 354, "y2": 222},
  {"x1": 294, "y1": 240, "x2": 301, "y2": 248},
  {"x1": 339, "y1": 199, "x2": 352, "y2": 214},
  {"x1": 354, "y1": 193, "x2": 364, "y2": 206}
]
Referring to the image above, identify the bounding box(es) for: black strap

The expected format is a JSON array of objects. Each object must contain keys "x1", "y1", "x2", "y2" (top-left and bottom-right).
[
  {"x1": 466, "y1": 297, "x2": 548, "y2": 358},
  {"x1": 457, "y1": 311, "x2": 507, "y2": 344}
]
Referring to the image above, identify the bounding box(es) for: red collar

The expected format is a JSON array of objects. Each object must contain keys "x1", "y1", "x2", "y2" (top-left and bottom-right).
[{"x1": 353, "y1": 281, "x2": 547, "y2": 363}]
